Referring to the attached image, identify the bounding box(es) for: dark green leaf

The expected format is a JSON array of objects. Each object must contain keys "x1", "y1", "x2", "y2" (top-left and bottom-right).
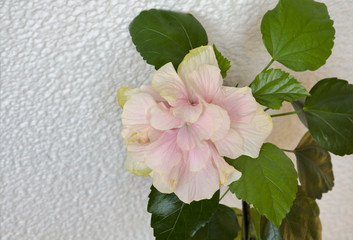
[
  {"x1": 291, "y1": 98, "x2": 308, "y2": 127},
  {"x1": 226, "y1": 143, "x2": 298, "y2": 227},
  {"x1": 261, "y1": 0, "x2": 335, "y2": 71},
  {"x1": 129, "y1": 9, "x2": 208, "y2": 69},
  {"x1": 303, "y1": 78, "x2": 353, "y2": 156},
  {"x1": 280, "y1": 187, "x2": 322, "y2": 240},
  {"x1": 261, "y1": 217, "x2": 282, "y2": 240},
  {"x1": 213, "y1": 44, "x2": 231, "y2": 78},
  {"x1": 295, "y1": 132, "x2": 334, "y2": 199},
  {"x1": 250, "y1": 69, "x2": 310, "y2": 109},
  {"x1": 148, "y1": 186, "x2": 219, "y2": 240},
  {"x1": 192, "y1": 204, "x2": 240, "y2": 240}
]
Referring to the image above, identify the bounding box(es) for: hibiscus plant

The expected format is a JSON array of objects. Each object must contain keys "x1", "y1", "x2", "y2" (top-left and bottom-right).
[{"x1": 118, "y1": 0, "x2": 353, "y2": 239}]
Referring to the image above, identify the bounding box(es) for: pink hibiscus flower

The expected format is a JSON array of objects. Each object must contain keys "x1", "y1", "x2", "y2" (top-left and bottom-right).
[{"x1": 118, "y1": 46, "x2": 272, "y2": 203}]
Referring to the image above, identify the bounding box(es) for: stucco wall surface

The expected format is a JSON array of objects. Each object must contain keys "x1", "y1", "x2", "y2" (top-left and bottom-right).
[{"x1": 1, "y1": 0, "x2": 352, "y2": 239}]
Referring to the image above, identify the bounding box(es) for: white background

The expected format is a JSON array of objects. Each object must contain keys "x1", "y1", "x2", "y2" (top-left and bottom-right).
[{"x1": 1, "y1": 0, "x2": 352, "y2": 239}]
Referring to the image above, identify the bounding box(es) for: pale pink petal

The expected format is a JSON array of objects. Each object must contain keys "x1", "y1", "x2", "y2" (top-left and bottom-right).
[
  {"x1": 191, "y1": 104, "x2": 230, "y2": 141},
  {"x1": 140, "y1": 85, "x2": 165, "y2": 102},
  {"x1": 222, "y1": 86, "x2": 258, "y2": 124},
  {"x1": 177, "y1": 45, "x2": 219, "y2": 81},
  {"x1": 150, "y1": 171, "x2": 175, "y2": 193},
  {"x1": 209, "y1": 142, "x2": 236, "y2": 184},
  {"x1": 150, "y1": 103, "x2": 184, "y2": 130},
  {"x1": 152, "y1": 62, "x2": 187, "y2": 101},
  {"x1": 235, "y1": 106, "x2": 273, "y2": 158},
  {"x1": 172, "y1": 102, "x2": 203, "y2": 123},
  {"x1": 187, "y1": 142, "x2": 211, "y2": 171},
  {"x1": 185, "y1": 64, "x2": 223, "y2": 103},
  {"x1": 177, "y1": 125, "x2": 198, "y2": 151},
  {"x1": 145, "y1": 130, "x2": 182, "y2": 173},
  {"x1": 213, "y1": 128, "x2": 244, "y2": 159},
  {"x1": 174, "y1": 160, "x2": 219, "y2": 203},
  {"x1": 122, "y1": 93, "x2": 156, "y2": 128},
  {"x1": 150, "y1": 164, "x2": 184, "y2": 194}
]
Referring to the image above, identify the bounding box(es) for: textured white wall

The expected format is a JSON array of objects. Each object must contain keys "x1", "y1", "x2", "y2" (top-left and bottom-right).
[{"x1": 1, "y1": 0, "x2": 352, "y2": 239}]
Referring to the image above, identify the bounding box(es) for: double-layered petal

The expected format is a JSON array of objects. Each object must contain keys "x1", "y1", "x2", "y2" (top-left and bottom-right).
[{"x1": 119, "y1": 45, "x2": 273, "y2": 203}]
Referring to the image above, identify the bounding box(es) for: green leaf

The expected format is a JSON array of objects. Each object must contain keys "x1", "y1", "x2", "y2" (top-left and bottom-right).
[
  {"x1": 303, "y1": 78, "x2": 353, "y2": 156},
  {"x1": 250, "y1": 69, "x2": 310, "y2": 109},
  {"x1": 280, "y1": 187, "x2": 322, "y2": 240},
  {"x1": 260, "y1": 217, "x2": 282, "y2": 240},
  {"x1": 148, "y1": 186, "x2": 219, "y2": 240},
  {"x1": 295, "y1": 132, "x2": 334, "y2": 199},
  {"x1": 261, "y1": 0, "x2": 335, "y2": 71},
  {"x1": 291, "y1": 98, "x2": 308, "y2": 127},
  {"x1": 233, "y1": 208, "x2": 243, "y2": 240},
  {"x1": 226, "y1": 143, "x2": 298, "y2": 227},
  {"x1": 129, "y1": 9, "x2": 208, "y2": 69},
  {"x1": 213, "y1": 44, "x2": 231, "y2": 78},
  {"x1": 250, "y1": 208, "x2": 261, "y2": 239},
  {"x1": 192, "y1": 204, "x2": 240, "y2": 240}
]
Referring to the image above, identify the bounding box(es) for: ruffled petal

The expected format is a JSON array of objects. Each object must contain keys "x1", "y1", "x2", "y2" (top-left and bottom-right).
[
  {"x1": 187, "y1": 142, "x2": 210, "y2": 172},
  {"x1": 209, "y1": 142, "x2": 236, "y2": 184},
  {"x1": 150, "y1": 103, "x2": 184, "y2": 130},
  {"x1": 185, "y1": 64, "x2": 223, "y2": 103},
  {"x1": 140, "y1": 85, "x2": 166, "y2": 102},
  {"x1": 213, "y1": 128, "x2": 244, "y2": 159},
  {"x1": 234, "y1": 106, "x2": 273, "y2": 158},
  {"x1": 150, "y1": 171, "x2": 175, "y2": 194},
  {"x1": 152, "y1": 62, "x2": 187, "y2": 101},
  {"x1": 126, "y1": 144, "x2": 151, "y2": 176},
  {"x1": 174, "y1": 160, "x2": 219, "y2": 203},
  {"x1": 191, "y1": 104, "x2": 230, "y2": 141},
  {"x1": 177, "y1": 125, "x2": 198, "y2": 151},
  {"x1": 177, "y1": 45, "x2": 219, "y2": 81},
  {"x1": 145, "y1": 130, "x2": 182, "y2": 173},
  {"x1": 121, "y1": 93, "x2": 156, "y2": 128},
  {"x1": 222, "y1": 86, "x2": 258, "y2": 124},
  {"x1": 172, "y1": 102, "x2": 203, "y2": 123}
]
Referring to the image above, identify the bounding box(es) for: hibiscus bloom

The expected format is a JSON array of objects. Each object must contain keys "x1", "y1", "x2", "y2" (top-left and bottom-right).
[{"x1": 118, "y1": 45, "x2": 272, "y2": 203}]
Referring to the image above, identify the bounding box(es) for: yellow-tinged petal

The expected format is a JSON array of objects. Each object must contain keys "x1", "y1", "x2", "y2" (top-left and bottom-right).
[
  {"x1": 126, "y1": 144, "x2": 151, "y2": 176},
  {"x1": 117, "y1": 86, "x2": 138, "y2": 108},
  {"x1": 177, "y1": 45, "x2": 219, "y2": 81},
  {"x1": 126, "y1": 152, "x2": 151, "y2": 176}
]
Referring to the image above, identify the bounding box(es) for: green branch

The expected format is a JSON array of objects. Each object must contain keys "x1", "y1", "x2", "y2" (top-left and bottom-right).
[{"x1": 271, "y1": 110, "x2": 302, "y2": 118}]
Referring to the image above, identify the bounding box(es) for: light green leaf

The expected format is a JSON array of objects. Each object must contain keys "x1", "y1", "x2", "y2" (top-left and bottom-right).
[
  {"x1": 213, "y1": 44, "x2": 231, "y2": 78},
  {"x1": 226, "y1": 143, "x2": 298, "y2": 227},
  {"x1": 148, "y1": 186, "x2": 219, "y2": 240},
  {"x1": 303, "y1": 78, "x2": 353, "y2": 156},
  {"x1": 233, "y1": 208, "x2": 243, "y2": 240},
  {"x1": 261, "y1": 0, "x2": 335, "y2": 71},
  {"x1": 250, "y1": 69, "x2": 310, "y2": 109},
  {"x1": 295, "y1": 132, "x2": 334, "y2": 199},
  {"x1": 129, "y1": 9, "x2": 208, "y2": 69},
  {"x1": 192, "y1": 204, "x2": 240, "y2": 240},
  {"x1": 280, "y1": 187, "x2": 322, "y2": 240}
]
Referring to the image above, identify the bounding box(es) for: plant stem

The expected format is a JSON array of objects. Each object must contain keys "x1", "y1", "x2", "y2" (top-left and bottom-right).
[
  {"x1": 264, "y1": 107, "x2": 270, "y2": 112},
  {"x1": 242, "y1": 201, "x2": 250, "y2": 240},
  {"x1": 281, "y1": 149, "x2": 296, "y2": 153},
  {"x1": 219, "y1": 188, "x2": 230, "y2": 201},
  {"x1": 270, "y1": 110, "x2": 302, "y2": 118},
  {"x1": 261, "y1": 59, "x2": 274, "y2": 72}
]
